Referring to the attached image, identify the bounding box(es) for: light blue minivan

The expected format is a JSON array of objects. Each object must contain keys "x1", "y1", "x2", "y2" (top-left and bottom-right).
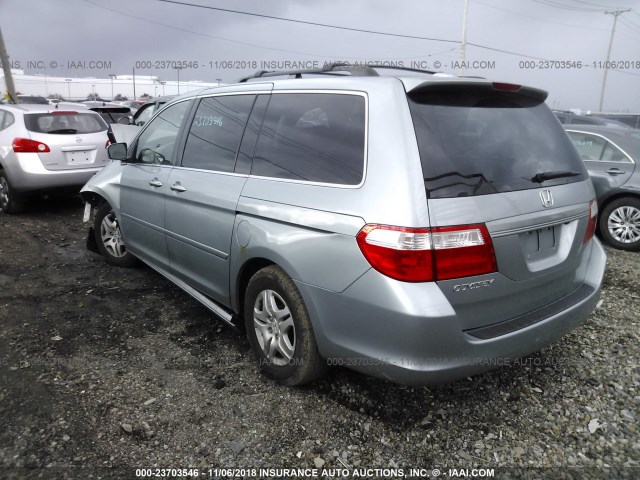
[{"x1": 80, "y1": 64, "x2": 606, "y2": 386}]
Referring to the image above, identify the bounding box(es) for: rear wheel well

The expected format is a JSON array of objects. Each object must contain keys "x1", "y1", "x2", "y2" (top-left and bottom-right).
[
  {"x1": 598, "y1": 193, "x2": 640, "y2": 222},
  {"x1": 235, "y1": 258, "x2": 275, "y2": 320},
  {"x1": 599, "y1": 192, "x2": 640, "y2": 210}
]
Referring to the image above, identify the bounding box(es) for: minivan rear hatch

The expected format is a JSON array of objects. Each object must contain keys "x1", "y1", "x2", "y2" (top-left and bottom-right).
[
  {"x1": 24, "y1": 111, "x2": 109, "y2": 171},
  {"x1": 406, "y1": 81, "x2": 596, "y2": 333}
]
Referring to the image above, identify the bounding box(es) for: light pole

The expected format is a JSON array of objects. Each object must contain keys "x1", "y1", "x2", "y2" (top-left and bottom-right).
[
  {"x1": 108, "y1": 74, "x2": 116, "y2": 100},
  {"x1": 175, "y1": 67, "x2": 182, "y2": 94},
  {"x1": 160, "y1": 81, "x2": 166, "y2": 95},
  {"x1": 65, "y1": 78, "x2": 72, "y2": 100},
  {"x1": 598, "y1": 9, "x2": 630, "y2": 112},
  {"x1": 459, "y1": 0, "x2": 469, "y2": 75}
]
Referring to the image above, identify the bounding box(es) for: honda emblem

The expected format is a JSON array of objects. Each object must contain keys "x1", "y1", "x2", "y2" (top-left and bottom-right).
[{"x1": 539, "y1": 189, "x2": 554, "y2": 208}]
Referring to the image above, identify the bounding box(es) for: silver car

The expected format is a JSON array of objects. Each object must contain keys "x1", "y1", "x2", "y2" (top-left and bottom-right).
[
  {"x1": 80, "y1": 64, "x2": 606, "y2": 386},
  {"x1": 0, "y1": 104, "x2": 110, "y2": 213}
]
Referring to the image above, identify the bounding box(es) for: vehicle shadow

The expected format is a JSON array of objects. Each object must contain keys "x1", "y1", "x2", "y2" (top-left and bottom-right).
[
  {"x1": 1, "y1": 194, "x2": 85, "y2": 217},
  {"x1": 310, "y1": 344, "x2": 578, "y2": 430}
]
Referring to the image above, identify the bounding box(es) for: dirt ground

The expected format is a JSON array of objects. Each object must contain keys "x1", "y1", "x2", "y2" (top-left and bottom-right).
[{"x1": 0, "y1": 197, "x2": 639, "y2": 480}]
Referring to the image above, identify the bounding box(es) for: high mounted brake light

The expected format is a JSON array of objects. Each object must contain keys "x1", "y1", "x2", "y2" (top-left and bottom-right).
[
  {"x1": 357, "y1": 224, "x2": 497, "y2": 282},
  {"x1": 492, "y1": 82, "x2": 521, "y2": 92},
  {"x1": 52, "y1": 111, "x2": 78, "y2": 115}
]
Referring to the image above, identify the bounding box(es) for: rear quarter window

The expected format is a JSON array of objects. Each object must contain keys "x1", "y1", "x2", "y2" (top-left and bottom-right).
[
  {"x1": 24, "y1": 112, "x2": 108, "y2": 134},
  {"x1": 251, "y1": 92, "x2": 366, "y2": 185},
  {"x1": 0, "y1": 110, "x2": 14, "y2": 131}
]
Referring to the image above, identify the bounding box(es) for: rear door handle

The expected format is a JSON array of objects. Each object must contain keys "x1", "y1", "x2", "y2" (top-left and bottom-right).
[
  {"x1": 148, "y1": 179, "x2": 163, "y2": 187},
  {"x1": 606, "y1": 168, "x2": 625, "y2": 175},
  {"x1": 170, "y1": 182, "x2": 187, "y2": 192}
]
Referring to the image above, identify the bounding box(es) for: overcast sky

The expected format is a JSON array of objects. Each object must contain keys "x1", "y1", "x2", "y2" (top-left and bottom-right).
[{"x1": 1, "y1": 0, "x2": 639, "y2": 111}]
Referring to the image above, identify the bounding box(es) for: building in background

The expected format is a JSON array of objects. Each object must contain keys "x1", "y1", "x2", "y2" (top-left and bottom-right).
[{"x1": 1, "y1": 70, "x2": 223, "y2": 101}]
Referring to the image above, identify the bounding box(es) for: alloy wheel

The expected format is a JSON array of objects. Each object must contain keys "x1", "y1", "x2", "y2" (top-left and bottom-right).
[
  {"x1": 253, "y1": 289, "x2": 296, "y2": 366},
  {"x1": 608, "y1": 206, "x2": 640, "y2": 244}
]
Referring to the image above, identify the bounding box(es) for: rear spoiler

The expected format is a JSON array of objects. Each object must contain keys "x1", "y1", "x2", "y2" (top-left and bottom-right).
[{"x1": 407, "y1": 81, "x2": 548, "y2": 105}]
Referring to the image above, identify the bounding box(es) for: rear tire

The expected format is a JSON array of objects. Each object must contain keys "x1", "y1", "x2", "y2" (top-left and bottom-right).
[
  {"x1": 93, "y1": 203, "x2": 137, "y2": 267},
  {"x1": 244, "y1": 265, "x2": 327, "y2": 386},
  {"x1": 0, "y1": 170, "x2": 25, "y2": 214},
  {"x1": 599, "y1": 197, "x2": 640, "y2": 252}
]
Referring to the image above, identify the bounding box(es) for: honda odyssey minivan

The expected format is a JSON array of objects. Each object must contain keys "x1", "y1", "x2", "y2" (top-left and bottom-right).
[{"x1": 80, "y1": 64, "x2": 606, "y2": 386}]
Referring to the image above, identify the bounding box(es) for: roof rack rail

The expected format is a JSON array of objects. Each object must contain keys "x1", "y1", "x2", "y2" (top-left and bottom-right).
[{"x1": 238, "y1": 62, "x2": 437, "y2": 83}]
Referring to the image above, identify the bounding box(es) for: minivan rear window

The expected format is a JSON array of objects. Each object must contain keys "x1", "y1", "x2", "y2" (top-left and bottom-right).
[
  {"x1": 252, "y1": 93, "x2": 366, "y2": 185},
  {"x1": 25, "y1": 112, "x2": 108, "y2": 134},
  {"x1": 408, "y1": 88, "x2": 588, "y2": 199}
]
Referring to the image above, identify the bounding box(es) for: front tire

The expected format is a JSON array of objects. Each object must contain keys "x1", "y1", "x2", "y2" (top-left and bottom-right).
[
  {"x1": 0, "y1": 170, "x2": 25, "y2": 214},
  {"x1": 93, "y1": 203, "x2": 137, "y2": 267},
  {"x1": 244, "y1": 265, "x2": 326, "y2": 386},
  {"x1": 599, "y1": 197, "x2": 640, "y2": 252}
]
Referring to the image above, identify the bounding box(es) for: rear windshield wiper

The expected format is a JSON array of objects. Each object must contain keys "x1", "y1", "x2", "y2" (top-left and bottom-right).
[
  {"x1": 47, "y1": 128, "x2": 78, "y2": 134},
  {"x1": 531, "y1": 171, "x2": 581, "y2": 183}
]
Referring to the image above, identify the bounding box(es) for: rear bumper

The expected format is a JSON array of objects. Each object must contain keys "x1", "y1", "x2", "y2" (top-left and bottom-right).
[
  {"x1": 296, "y1": 239, "x2": 606, "y2": 385},
  {"x1": 4, "y1": 153, "x2": 103, "y2": 192}
]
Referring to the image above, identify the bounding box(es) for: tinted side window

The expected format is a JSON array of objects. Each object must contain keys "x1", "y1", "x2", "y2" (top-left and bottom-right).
[
  {"x1": 181, "y1": 95, "x2": 255, "y2": 172},
  {"x1": 601, "y1": 142, "x2": 630, "y2": 162},
  {"x1": 0, "y1": 111, "x2": 5, "y2": 131},
  {"x1": 134, "y1": 100, "x2": 191, "y2": 165},
  {"x1": 252, "y1": 93, "x2": 366, "y2": 185},
  {"x1": 235, "y1": 95, "x2": 269, "y2": 175},
  {"x1": 567, "y1": 132, "x2": 606, "y2": 161}
]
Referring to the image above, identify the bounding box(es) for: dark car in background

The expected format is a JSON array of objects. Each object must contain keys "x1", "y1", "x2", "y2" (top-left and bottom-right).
[
  {"x1": 118, "y1": 100, "x2": 145, "y2": 113},
  {"x1": 554, "y1": 110, "x2": 631, "y2": 130},
  {"x1": 83, "y1": 101, "x2": 132, "y2": 125},
  {"x1": 589, "y1": 113, "x2": 640, "y2": 130},
  {"x1": 129, "y1": 95, "x2": 176, "y2": 126},
  {"x1": 565, "y1": 125, "x2": 640, "y2": 251}
]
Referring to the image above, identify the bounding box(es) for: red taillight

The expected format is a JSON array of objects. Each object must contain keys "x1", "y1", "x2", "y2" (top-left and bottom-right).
[
  {"x1": 492, "y1": 82, "x2": 521, "y2": 92},
  {"x1": 12, "y1": 138, "x2": 50, "y2": 153},
  {"x1": 584, "y1": 200, "x2": 598, "y2": 244},
  {"x1": 356, "y1": 225, "x2": 434, "y2": 282},
  {"x1": 431, "y1": 224, "x2": 498, "y2": 280},
  {"x1": 356, "y1": 224, "x2": 497, "y2": 282},
  {"x1": 105, "y1": 140, "x2": 111, "y2": 148}
]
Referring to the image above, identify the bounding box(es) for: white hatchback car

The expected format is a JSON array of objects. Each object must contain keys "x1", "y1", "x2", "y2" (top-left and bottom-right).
[{"x1": 0, "y1": 104, "x2": 110, "y2": 213}]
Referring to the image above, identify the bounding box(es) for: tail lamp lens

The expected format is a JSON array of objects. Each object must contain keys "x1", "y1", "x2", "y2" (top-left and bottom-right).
[
  {"x1": 357, "y1": 224, "x2": 497, "y2": 282},
  {"x1": 12, "y1": 138, "x2": 51, "y2": 153},
  {"x1": 584, "y1": 199, "x2": 598, "y2": 244}
]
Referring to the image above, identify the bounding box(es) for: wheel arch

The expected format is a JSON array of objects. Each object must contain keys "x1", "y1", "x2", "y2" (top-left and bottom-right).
[
  {"x1": 233, "y1": 257, "x2": 276, "y2": 317},
  {"x1": 598, "y1": 191, "x2": 640, "y2": 219},
  {"x1": 79, "y1": 190, "x2": 108, "y2": 208}
]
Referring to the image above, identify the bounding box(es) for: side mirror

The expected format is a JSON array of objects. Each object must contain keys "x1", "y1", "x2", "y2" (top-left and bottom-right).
[
  {"x1": 107, "y1": 143, "x2": 128, "y2": 161},
  {"x1": 117, "y1": 116, "x2": 132, "y2": 125}
]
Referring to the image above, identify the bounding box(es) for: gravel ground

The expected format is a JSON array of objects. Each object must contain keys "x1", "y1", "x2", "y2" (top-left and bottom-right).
[{"x1": 0, "y1": 198, "x2": 639, "y2": 480}]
